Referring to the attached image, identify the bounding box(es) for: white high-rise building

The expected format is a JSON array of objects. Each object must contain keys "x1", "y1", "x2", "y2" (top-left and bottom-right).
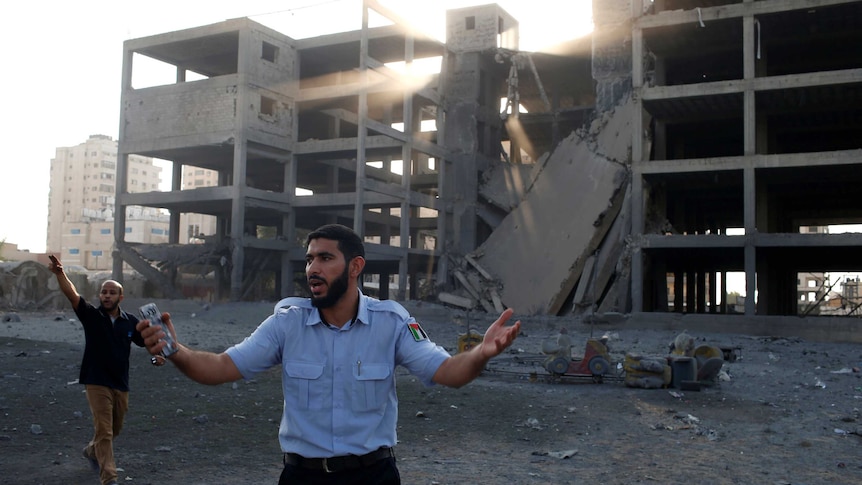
[
  {"x1": 179, "y1": 167, "x2": 218, "y2": 244},
  {"x1": 47, "y1": 134, "x2": 168, "y2": 270}
]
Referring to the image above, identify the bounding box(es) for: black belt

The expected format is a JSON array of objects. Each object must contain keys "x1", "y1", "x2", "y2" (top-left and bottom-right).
[{"x1": 283, "y1": 447, "x2": 394, "y2": 473}]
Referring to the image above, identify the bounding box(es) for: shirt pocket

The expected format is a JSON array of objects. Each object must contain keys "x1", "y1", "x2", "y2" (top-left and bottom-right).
[
  {"x1": 284, "y1": 361, "x2": 325, "y2": 409},
  {"x1": 352, "y1": 363, "x2": 392, "y2": 412}
]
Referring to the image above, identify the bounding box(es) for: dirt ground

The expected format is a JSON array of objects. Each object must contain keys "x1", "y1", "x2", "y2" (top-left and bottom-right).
[{"x1": 1, "y1": 298, "x2": 861, "y2": 485}]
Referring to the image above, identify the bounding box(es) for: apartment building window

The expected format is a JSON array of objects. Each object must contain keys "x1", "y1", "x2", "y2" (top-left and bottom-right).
[
  {"x1": 100, "y1": 173, "x2": 114, "y2": 180},
  {"x1": 262, "y1": 41, "x2": 278, "y2": 62},
  {"x1": 100, "y1": 229, "x2": 111, "y2": 235},
  {"x1": 69, "y1": 248, "x2": 79, "y2": 254},
  {"x1": 99, "y1": 184, "x2": 114, "y2": 193},
  {"x1": 131, "y1": 180, "x2": 138, "y2": 185},
  {"x1": 125, "y1": 227, "x2": 132, "y2": 233},
  {"x1": 195, "y1": 169, "x2": 204, "y2": 175},
  {"x1": 466, "y1": 16, "x2": 475, "y2": 30},
  {"x1": 151, "y1": 228, "x2": 165, "y2": 235},
  {"x1": 70, "y1": 229, "x2": 81, "y2": 234},
  {"x1": 261, "y1": 95, "x2": 277, "y2": 117},
  {"x1": 101, "y1": 160, "x2": 116, "y2": 169},
  {"x1": 194, "y1": 179, "x2": 205, "y2": 186},
  {"x1": 91, "y1": 250, "x2": 103, "y2": 256},
  {"x1": 131, "y1": 168, "x2": 138, "y2": 174}
]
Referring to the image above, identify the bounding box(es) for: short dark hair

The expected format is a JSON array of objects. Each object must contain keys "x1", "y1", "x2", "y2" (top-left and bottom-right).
[{"x1": 306, "y1": 224, "x2": 366, "y2": 261}]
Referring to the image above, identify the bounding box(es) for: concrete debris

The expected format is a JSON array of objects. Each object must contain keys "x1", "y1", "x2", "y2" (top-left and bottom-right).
[
  {"x1": 0, "y1": 261, "x2": 66, "y2": 311},
  {"x1": 0, "y1": 260, "x2": 154, "y2": 311},
  {"x1": 517, "y1": 417, "x2": 544, "y2": 430},
  {"x1": 532, "y1": 449, "x2": 579, "y2": 459}
]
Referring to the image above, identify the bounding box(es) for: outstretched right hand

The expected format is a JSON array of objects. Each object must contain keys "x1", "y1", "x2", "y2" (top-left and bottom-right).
[{"x1": 48, "y1": 255, "x2": 62, "y2": 274}]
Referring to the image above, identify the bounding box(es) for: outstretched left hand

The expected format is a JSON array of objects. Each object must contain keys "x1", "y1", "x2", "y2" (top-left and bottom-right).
[{"x1": 477, "y1": 308, "x2": 521, "y2": 359}]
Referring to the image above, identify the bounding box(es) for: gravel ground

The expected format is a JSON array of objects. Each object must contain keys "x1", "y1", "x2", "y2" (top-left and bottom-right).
[{"x1": 1, "y1": 298, "x2": 861, "y2": 484}]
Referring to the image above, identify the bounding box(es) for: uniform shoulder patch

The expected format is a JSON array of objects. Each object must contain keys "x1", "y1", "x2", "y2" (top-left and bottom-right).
[
  {"x1": 368, "y1": 299, "x2": 410, "y2": 319},
  {"x1": 407, "y1": 321, "x2": 429, "y2": 342}
]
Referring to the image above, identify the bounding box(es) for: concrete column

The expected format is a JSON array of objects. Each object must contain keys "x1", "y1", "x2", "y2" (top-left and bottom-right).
[
  {"x1": 379, "y1": 274, "x2": 390, "y2": 300},
  {"x1": 280, "y1": 154, "x2": 297, "y2": 298},
  {"x1": 435, "y1": 47, "x2": 450, "y2": 288},
  {"x1": 397, "y1": 34, "x2": 415, "y2": 301},
  {"x1": 113, "y1": 47, "x2": 134, "y2": 283},
  {"x1": 229, "y1": 28, "x2": 251, "y2": 301},
  {"x1": 168, "y1": 163, "x2": 182, "y2": 245},
  {"x1": 744, "y1": 167, "x2": 756, "y2": 315},
  {"x1": 112, "y1": 153, "x2": 129, "y2": 282},
  {"x1": 631, "y1": 169, "x2": 644, "y2": 312},
  {"x1": 686, "y1": 270, "x2": 696, "y2": 313},
  {"x1": 229, "y1": 136, "x2": 247, "y2": 301},
  {"x1": 354, "y1": 4, "x2": 370, "y2": 238}
]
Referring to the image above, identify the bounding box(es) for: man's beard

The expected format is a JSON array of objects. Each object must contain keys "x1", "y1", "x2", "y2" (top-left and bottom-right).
[{"x1": 310, "y1": 266, "x2": 350, "y2": 309}]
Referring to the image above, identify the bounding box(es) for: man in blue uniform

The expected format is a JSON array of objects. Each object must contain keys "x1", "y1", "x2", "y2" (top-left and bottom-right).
[
  {"x1": 138, "y1": 223, "x2": 521, "y2": 484},
  {"x1": 49, "y1": 256, "x2": 146, "y2": 485}
]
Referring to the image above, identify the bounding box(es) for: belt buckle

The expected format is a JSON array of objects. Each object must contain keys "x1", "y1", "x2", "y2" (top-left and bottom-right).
[{"x1": 322, "y1": 457, "x2": 333, "y2": 473}]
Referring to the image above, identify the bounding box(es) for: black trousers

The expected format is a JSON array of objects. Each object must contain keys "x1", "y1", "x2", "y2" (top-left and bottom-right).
[{"x1": 278, "y1": 457, "x2": 400, "y2": 485}]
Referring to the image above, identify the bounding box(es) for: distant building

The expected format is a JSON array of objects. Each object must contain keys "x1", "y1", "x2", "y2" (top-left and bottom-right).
[
  {"x1": 47, "y1": 134, "x2": 168, "y2": 270},
  {"x1": 0, "y1": 242, "x2": 43, "y2": 264},
  {"x1": 178, "y1": 167, "x2": 218, "y2": 244}
]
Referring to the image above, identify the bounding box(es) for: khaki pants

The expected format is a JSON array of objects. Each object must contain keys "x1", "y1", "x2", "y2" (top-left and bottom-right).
[{"x1": 84, "y1": 385, "x2": 129, "y2": 485}]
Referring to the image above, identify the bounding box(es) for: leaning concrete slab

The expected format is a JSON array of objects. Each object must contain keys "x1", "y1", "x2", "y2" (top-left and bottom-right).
[{"x1": 470, "y1": 101, "x2": 631, "y2": 315}]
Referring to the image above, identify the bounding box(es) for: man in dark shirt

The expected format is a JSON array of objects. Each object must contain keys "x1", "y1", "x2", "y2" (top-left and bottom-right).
[{"x1": 49, "y1": 256, "x2": 147, "y2": 485}]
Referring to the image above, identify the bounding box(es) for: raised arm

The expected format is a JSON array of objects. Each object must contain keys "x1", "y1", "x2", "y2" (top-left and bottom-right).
[
  {"x1": 48, "y1": 255, "x2": 81, "y2": 309},
  {"x1": 136, "y1": 313, "x2": 243, "y2": 385},
  {"x1": 432, "y1": 308, "x2": 521, "y2": 388}
]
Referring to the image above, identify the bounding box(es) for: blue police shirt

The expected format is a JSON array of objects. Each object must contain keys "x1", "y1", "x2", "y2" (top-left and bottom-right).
[{"x1": 225, "y1": 292, "x2": 451, "y2": 458}]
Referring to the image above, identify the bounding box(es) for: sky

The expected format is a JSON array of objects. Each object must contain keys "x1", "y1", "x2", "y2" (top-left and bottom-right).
[{"x1": 0, "y1": 0, "x2": 593, "y2": 254}]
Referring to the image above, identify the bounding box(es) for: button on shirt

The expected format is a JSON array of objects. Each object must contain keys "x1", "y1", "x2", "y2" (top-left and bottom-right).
[{"x1": 225, "y1": 292, "x2": 451, "y2": 458}]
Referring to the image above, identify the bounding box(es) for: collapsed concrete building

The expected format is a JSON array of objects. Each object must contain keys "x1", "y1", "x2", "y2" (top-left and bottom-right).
[{"x1": 112, "y1": 0, "x2": 862, "y2": 341}]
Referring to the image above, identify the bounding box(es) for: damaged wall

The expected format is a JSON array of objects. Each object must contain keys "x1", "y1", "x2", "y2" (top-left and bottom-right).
[{"x1": 0, "y1": 261, "x2": 79, "y2": 310}]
